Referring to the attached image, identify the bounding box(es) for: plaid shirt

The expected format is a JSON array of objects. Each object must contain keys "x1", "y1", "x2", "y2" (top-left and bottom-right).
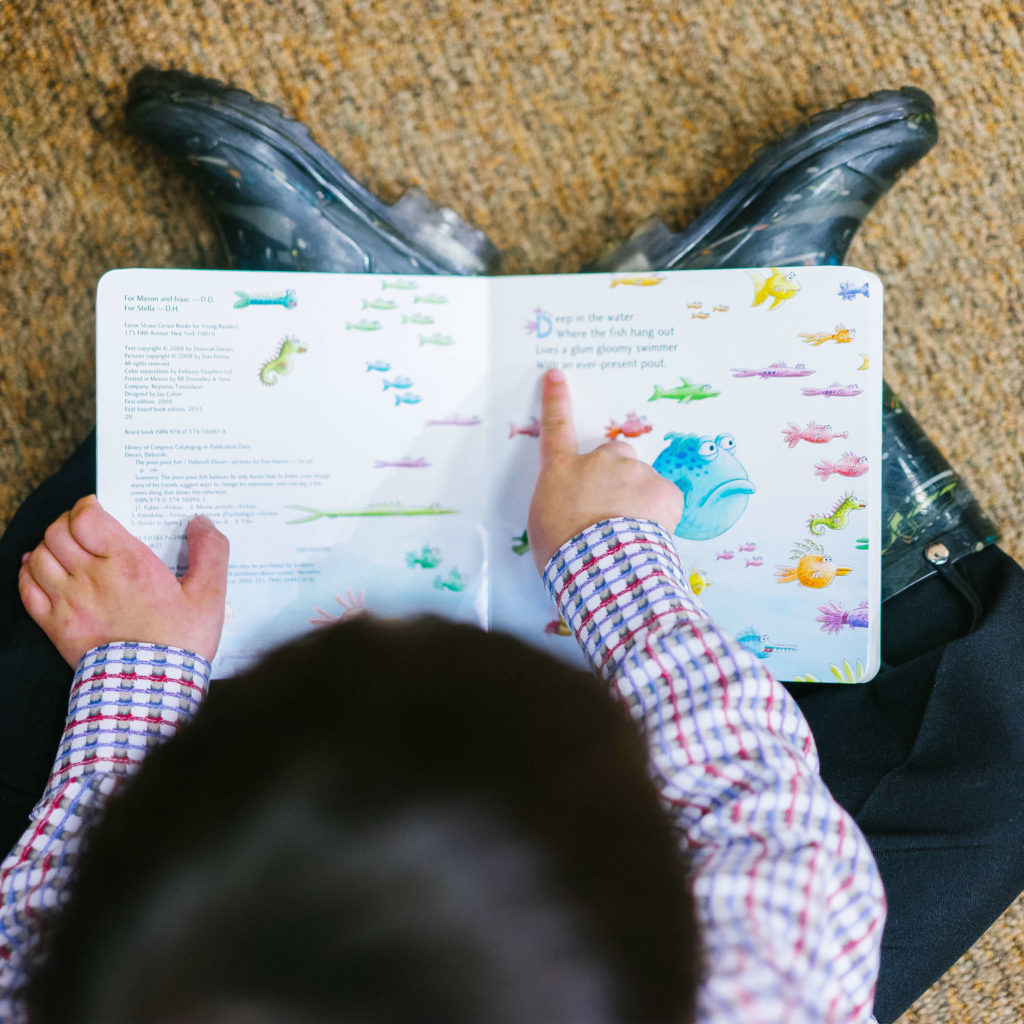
[{"x1": 0, "y1": 517, "x2": 883, "y2": 1021}]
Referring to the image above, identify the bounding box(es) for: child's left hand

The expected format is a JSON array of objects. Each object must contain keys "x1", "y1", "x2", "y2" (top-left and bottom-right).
[{"x1": 18, "y1": 495, "x2": 229, "y2": 667}]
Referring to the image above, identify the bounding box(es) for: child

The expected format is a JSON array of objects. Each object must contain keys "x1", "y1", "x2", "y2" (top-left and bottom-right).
[{"x1": 1, "y1": 368, "x2": 884, "y2": 1022}]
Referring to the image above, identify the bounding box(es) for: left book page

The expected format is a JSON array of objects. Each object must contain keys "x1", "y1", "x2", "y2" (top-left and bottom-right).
[{"x1": 96, "y1": 269, "x2": 489, "y2": 677}]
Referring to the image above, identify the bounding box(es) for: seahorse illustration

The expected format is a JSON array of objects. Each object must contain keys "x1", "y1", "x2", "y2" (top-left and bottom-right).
[
  {"x1": 259, "y1": 335, "x2": 307, "y2": 386},
  {"x1": 807, "y1": 492, "x2": 866, "y2": 535}
]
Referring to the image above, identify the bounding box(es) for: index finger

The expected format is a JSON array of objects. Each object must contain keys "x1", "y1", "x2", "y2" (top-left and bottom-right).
[{"x1": 538, "y1": 368, "x2": 578, "y2": 462}]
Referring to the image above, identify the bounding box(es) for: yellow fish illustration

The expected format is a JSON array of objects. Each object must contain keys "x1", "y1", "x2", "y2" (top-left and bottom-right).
[
  {"x1": 799, "y1": 324, "x2": 856, "y2": 347},
  {"x1": 748, "y1": 267, "x2": 801, "y2": 310},
  {"x1": 688, "y1": 569, "x2": 710, "y2": 596},
  {"x1": 610, "y1": 274, "x2": 666, "y2": 287}
]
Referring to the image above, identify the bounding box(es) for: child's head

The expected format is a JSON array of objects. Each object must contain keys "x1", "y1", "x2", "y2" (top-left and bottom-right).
[{"x1": 29, "y1": 616, "x2": 701, "y2": 1022}]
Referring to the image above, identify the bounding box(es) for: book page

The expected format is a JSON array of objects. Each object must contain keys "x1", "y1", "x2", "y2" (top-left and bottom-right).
[
  {"x1": 486, "y1": 268, "x2": 883, "y2": 683},
  {"x1": 97, "y1": 269, "x2": 489, "y2": 677}
]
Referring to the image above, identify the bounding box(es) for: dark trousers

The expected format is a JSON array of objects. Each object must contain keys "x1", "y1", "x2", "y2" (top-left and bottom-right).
[{"x1": 3, "y1": 433, "x2": 1023, "y2": 1023}]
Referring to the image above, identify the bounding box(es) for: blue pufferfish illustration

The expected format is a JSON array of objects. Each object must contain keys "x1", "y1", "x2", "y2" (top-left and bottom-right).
[{"x1": 652, "y1": 432, "x2": 756, "y2": 540}]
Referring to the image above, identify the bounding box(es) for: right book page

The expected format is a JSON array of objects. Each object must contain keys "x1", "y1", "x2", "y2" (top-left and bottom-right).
[{"x1": 485, "y1": 267, "x2": 883, "y2": 684}]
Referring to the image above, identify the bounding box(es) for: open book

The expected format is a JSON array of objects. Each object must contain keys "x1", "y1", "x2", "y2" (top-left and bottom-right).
[{"x1": 97, "y1": 266, "x2": 882, "y2": 682}]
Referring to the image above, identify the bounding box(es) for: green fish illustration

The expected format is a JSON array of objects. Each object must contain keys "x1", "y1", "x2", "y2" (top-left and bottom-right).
[
  {"x1": 648, "y1": 377, "x2": 721, "y2": 403},
  {"x1": 234, "y1": 289, "x2": 297, "y2": 309},
  {"x1": 287, "y1": 502, "x2": 456, "y2": 524},
  {"x1": 414, "y1": 293, "x2": 449, "y2": 304},
  {"x1": 511, "y1": 530, "x2": 530, "y2": 556},
  {"x1": 382, "y1": 279, "x2": 419, "y2": 290},
  {"x1": 346, "y1": 319, "x2": 383, "y2": 331},
  {"x1": 434, "y1": 568, "x2": 466, "y2": 592},
  {"x1": 856, "y1": 537, "x2": 869, "y2": 550},
  {"x1": 362, "y1": 298, "x2": 398, "y2": 311},
  {"x1": 406, "y1": 545, "x2": 443, "y2": 569},
  {"x1": 402, "y1": 312, "x2": 434, "y2": 324},
  {"x1": 419, "y1": 333, "x2": 455, "y2": 347}
]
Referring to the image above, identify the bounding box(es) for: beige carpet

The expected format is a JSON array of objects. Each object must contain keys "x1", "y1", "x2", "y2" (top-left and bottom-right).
[{"x1": 2, "y1": 2, "x2": 1024, "y2": 1019}]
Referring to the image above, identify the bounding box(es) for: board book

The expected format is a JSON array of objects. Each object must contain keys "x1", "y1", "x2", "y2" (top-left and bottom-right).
[{"x1": 96, "y1": 266, "x2": 883, "y2": 682}]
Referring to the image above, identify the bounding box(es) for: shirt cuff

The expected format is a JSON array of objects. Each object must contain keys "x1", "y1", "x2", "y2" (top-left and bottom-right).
[
  {"x1": 542, "y1": 517, "x2": 708, "y2": 677},
  {"x1": 39, "y1": 642, "x2": 211, "y2": 803}
]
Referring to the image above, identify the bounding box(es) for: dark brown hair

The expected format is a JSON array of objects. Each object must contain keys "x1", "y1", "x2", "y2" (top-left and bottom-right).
[{"x1": 28, "y1": 615, "x2": 700, "y2": 1022}]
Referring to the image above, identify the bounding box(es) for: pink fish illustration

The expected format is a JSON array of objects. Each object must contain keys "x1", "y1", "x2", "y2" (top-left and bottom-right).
[
  {"x1": 373, "y1": 456, "x2": 431, "y2": 469},
  {"x1": 731, "y1": 360, "x2": 815, "y2": 379},
  {"x1": 605, "y1": 411, "x2": 653, "y2": 440},
  {"x1": 738, "y1": 542, "x2": 757, "y2": 552},
  {"x1": 782, "y1": 421, "x2": 850, "y2": 448},
  {"x1": 814, "y1": 451, "x2": 869, "y2": 481},
  {"x1": 745, "y1": 556, "x2": 764, "y2": 567},
  {"x1": 817, "y1": 600, "x2": 869, "y2": 635},
  {"x1": 509, "y1": 416, "x2": 541, "y2": 438},
  {"x1": 801, "y1": 381, "x2": 863, "y2": 398},
  {"x1": 716, "y1": 550, "x2": 735, "y2": 561},
  {"x1": 426, "y1": 415, "x2": 483, "y2": 427}
]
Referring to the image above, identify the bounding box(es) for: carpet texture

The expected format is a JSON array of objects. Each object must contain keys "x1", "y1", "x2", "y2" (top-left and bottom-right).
[{"x1": 2, "y1": 2, "x2": 1023, "y2": 1019}]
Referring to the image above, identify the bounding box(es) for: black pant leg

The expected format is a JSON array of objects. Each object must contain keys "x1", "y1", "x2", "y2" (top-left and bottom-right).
[
  {"x1": 787, "y1": 546, "x2": 1024, "y2": 1023},
  {"x1": 0, "y1": 432, "x2": 95, "y2": 856}
]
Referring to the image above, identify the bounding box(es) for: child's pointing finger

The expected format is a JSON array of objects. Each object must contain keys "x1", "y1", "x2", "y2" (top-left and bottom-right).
[{"x1": 538, "y1": 368, "x2": 578, "y2": 462}]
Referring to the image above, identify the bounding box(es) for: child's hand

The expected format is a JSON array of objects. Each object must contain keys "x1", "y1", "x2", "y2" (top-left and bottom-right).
[
  {"x1": 18, "y1": 495, "x2": 229, "y2": 667},
  {"x1": 527, "y1": 369, "x2": 684, "y2": 574}
]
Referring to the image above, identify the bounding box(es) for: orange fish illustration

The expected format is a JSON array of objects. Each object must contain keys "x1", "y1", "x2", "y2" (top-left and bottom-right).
[
  {"x1": 605, "y1": 411, "x2": 653, "y2": 440},
  {"x1": 799, "y1": 324, "x2": 856, "y2": 347},
  {"x1": 610, "y1": 274, "x2": 665, "y2": 287},
  {"x1": 775, "y1": 540, "x2": 852, "y2": 589}
]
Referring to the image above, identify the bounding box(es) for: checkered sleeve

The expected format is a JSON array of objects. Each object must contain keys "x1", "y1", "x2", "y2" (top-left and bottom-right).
[
  {"x1": 0, "y1": 642, "x2": 210, "y2": 1022},
  {"x1": 544, "y1": 518, "x2": 885, "y2": 1024}
]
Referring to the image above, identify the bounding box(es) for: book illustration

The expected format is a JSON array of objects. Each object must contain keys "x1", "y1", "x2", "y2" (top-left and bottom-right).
[
  {"x1": 605, "y1": 411, "x2": 652, "y2": 440},
  {"x1": 817, "y1": 600, "x2": 869, "y2": 635},
  {"x1": 545, "y1": 616, "x2": 572, "y2": 636},
  {"x1": 653, "y1": 432, "x2": 755, "y2": 541},
  {"x1": 406, "y1": 545, "x2": 442, "y2": 569},
  {"x1": 366, "y1": 360, "x2": 391, "y2": 372},
  {"x1": 799, "y1": 324, "x2": 855, "y2": 347},
  {"x1": 782, "y1": 421, "x2": 849, "y2": 447},
  {"x1": 687, "y1": 301, "x2": 703, "y2": 310},
  {"x1": 775, "y1": 540, "x2": 852, "y2": 589},
  {"x1": 688, "y1": 569, "x2": 710, "y2": 594},
  {"x1": 373, "y1": 457, "x2": 430, "y2": 469},
  {"x1": 362, "y1": 297, "x2": 398, "y2": 311},
  {"x1": 691, "y1": 311, "x2": 710, "y2": 319},
  {"x1": 286, "y1": 502, "x2": 457, "y2": 524},
  {"x1": 610, "y1": 274, "x2": 665, "y2": 287},
  {"x1": 509, "y1": 416, "x2": 541, "y2": 439},
  {"x1": 838, "y1": 280, "x2": 870, "y2": 301},
  {"x1": 801, "y1": 382, "x2": 863, "y2": 397},
  {"x1": 310, "y1": 587, "x2": 368, "y2": 627},
  {"x1": 234, "y1": 288, "x2": 297, "y2": 309},
  {"x1": 745, "y1": 555, "x2": 764, "y2": 567},
  {"x1": 792, "y1": 659, "x2": 868, "y2": 684},
  {"x1": 748, "y1": 268, "x2": 801, "y2": 310},
  {"x1": 716, "y1": 549, "x2": 735, "y2": 560},
  {"x1": 731, "y1": 361, "x2": 815, "y2": 380},
  {"x1": 807, "y1": 492, "x2": 866, "y2": 534},
  {"x1": 393, "y1": 392, "x2": 422, "y2": 406},
  {"x1": 414, "y1": 293, "x2": 449, "y2": 304},
  {"x1": 738, "y1": 542, "x2": 757, "y2": 552},
  {"x1": 426, "y1": 415, "x2": 482, "y2": 427},
  {"x1": 525, "y1": 308, "x2": 553, "y2": 338},
  {"x1": 736, "y1": 627, "x2": 797, "y2": 660},
  {"x1": 434, "y1": 568, "x2": 466, "y2": 592},
  {"x1": 381, "y1": 375, "x2": 415, "y2": 391},
  {"x1": 512, "y1": 530, "x2": 530, "y2": 555},
  {"x1": 857, "y1": 355, "x2": 870, "y2": 370},
  {"x1": 419, "y1": 333, "x2": 455, "y2": 347},
  {"x1": 382, "y1": 279, "x2": 419, "y2": 291},
  {"x1": 648, "y1": 378, "x2": 721, "y2": 404},
  {"x1": 856, "y1": 537, "x2": 869, "y2": 550},
  {"x1": 402, "y1": 312, "x2": 434, "y2": 324},
  {"x1": 814, "y1": 451, "x2": 869, "y2": 481},
  {"x1": 259, "y1": 336, "x2": 307, "y2": 386},
  {"x1": 713, "y1": 304, "x2": 729, "y2": 312},
  {"x1": 346, "y1": 319, "x2": 383, "y2": 331}
]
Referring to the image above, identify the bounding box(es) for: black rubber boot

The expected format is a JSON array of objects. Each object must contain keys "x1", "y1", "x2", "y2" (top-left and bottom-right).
[
  {"x1": 125, "y1": 68, "x2": 500, "y2": 276},
  {"x1": 585, "y1": 87, "x2": 938, "y2": 272}
]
